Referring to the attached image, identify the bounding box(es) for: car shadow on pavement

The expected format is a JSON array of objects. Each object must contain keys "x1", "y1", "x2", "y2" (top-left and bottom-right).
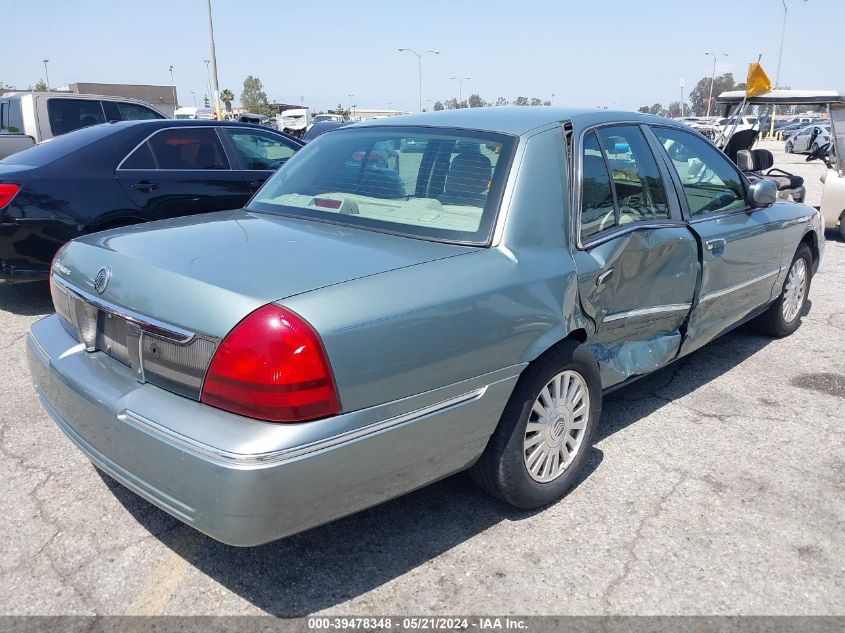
[
  {"x1": 0, "y1": 281, "x2": 53, "y2": 316},
  {"x1": 98, "y1": 447, "x2": 604, "y2": 616},
  {"x1": 596, "y1": 324, "x2": 773, "y2": 443}
]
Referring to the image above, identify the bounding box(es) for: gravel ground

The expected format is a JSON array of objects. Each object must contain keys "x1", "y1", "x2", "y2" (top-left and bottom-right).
[{"x1": 1, "y1": 183, "x2": 843, "y2": 616}]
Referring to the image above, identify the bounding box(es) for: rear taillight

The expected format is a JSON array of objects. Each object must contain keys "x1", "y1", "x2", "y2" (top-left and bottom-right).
[
  {"x1": 0, "y1": 184, "x2": 20, "y2": 209},
  {"x1": 201, "y1": 304, "x2": 340, "y2": 422}
]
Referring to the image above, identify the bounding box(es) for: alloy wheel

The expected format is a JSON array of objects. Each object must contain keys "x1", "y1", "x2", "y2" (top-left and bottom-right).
[
  {"x1": 782, "y1": 257, "x2": 807, "y2": 323},
  {"x1": 523, "y1": 370, "x2": 590, "y2": 483}
]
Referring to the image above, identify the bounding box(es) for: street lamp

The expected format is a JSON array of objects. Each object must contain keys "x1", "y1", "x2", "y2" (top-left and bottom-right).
[
  {"x1": 347, "y1": 94, "x2": 354, "y2": 119},
  {"x1": 704, "y1": 51, "x2": 728, "y2": 117},
  {"x1": 398, "y1": 48, "x2": 440, "y2": 112},
  {"x1": 205, "y1": 0, "x2": 221, "y2": 119},
  {"x1": 191, "y1": 91, "x2": 197, "y2": 107},
  {"x1": 42, "y1": 58, "x2": 50, "y2": 90},
  {"x1": 680, "y1": 78, "x2": 685, "y2": 119},
  {"x1": 169, "y1": 65, "x2": 176, "y2": 108},
  {"x1": 769, "y1": 0, "x2": 808, "y2": 137},
  {"x1": 451, "y1": 76, "x2": 470, "y2": 106},
  {"x1": 203, "y1": 59, "x2": 213, "y2": 107}
]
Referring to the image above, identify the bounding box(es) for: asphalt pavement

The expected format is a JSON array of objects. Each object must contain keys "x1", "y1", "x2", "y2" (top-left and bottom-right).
[{"x1": 0, "y1": 149, "x2": 843, "y2": 615}]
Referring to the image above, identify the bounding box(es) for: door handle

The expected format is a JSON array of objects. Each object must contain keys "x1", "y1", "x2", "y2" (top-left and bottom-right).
[
  {"x1": 596, "y1": 268, "x2": 614, "y2": 286},
  {"x1": 129, "y1": 181, "x2": 158, "y2": 192},
  {"x1": 705, "y1": 238, "x2": 726, "y2": 252}
]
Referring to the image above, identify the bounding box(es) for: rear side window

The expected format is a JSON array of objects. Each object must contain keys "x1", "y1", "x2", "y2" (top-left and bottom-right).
[
  {"x1": 579, "y1": 125, "x2": 669, "y2": 243},
  {"x1": 248, "y1": 126, "x2": 516, "y2": 245},
  {"x1": 146, "y1": 128, "x2": 229, "y2": 170},
  {"x1": 223, "y1": 128, "x2": 298, "y2": 170},
  {"x1": 120, "y1": 142, "x2": 156, "y2": 169},
  {"x1": 116, "y1": 102, "x2": 162, "y2": 121},
  {"x1": 47, "y1": 99, "x2": 106, "y2": 136}
]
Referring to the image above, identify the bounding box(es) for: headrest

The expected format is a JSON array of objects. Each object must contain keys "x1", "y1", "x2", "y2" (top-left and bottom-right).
[{"x1": 735, "y1": 150, "x2": 753, "y2": 171}]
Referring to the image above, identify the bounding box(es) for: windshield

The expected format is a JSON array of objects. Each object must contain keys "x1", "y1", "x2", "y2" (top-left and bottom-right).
[{"x1": 247, "y1": 126, "x2": 516, "y2": 245}]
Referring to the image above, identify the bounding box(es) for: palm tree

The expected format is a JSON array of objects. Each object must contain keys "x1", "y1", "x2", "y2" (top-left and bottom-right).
[{"x1": 220, "y1": 89, "x2": 235, "y2": 114}]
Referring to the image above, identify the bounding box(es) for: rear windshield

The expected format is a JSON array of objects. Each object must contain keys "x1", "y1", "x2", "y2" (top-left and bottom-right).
[
  {"x1": 0, "y1": 124, "x2": 114, "y2": 167},
  {"x1": 247, "y1": 126, "x2": 516, "y2": 245}
]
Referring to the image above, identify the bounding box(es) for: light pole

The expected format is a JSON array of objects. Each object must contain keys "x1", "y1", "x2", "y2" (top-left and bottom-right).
[
  {"x1": 205, "y1": 0, "x2": 221, "y2": 119},
  {"x1": 704, "y1": 51, "x2": 728, "y2": 117},
  {"x1": 769, "y1": 0, "x2": 808, "y2": 136},
  {"x1": 398, "y1": 48, "x2": 440, "y2": 112},
  {"x1": 191, "y1": 91, "x2": 197, "y2": 108},
  {"x1": 347, "y1": 94, "x2": 354, "y2": 119},
  {"x1": 451, "y1": 76, "x2": 470, "y2": 107},
  {"x1": 169, "y1": 65, "x2": 176, "y2": 108},
  {"x1": 680, "y1": 78, "x2": 685, "y2": 119},
  {"x1": 42, "y1": 59, "x2": 50, "y2": 90},
  {"x1": 203, "y1": 59, "x2": 213, "y2": 107}
]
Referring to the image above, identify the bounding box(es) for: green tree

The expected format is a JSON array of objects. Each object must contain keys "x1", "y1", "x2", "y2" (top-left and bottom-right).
[
  {"x1": 467, "y1": 94, "x2": 486, "y2": 108},
  {"x1": 220, "y1": 88, "x2": 235, "y2": 113},
  {"x1": 529, "y1": 97, "x2": 543, "y2": 106},
  {"x1": 495, "y1": 97, "x2": 509, "y2": 107},
  {"x1": 689, "y1": 72, "x2": 737, "y2": 117},
  {"x1": 648, "y1": 103, "x2": 666, "y2": 116},
  {"x1": 34, "y1": 79, "x2": 48, "y2": 91},
  {"x1": 514, "y1": 96, "x2": 529, "y2": 106},
  {"x1": 332, "y1": 104, "x2": 350, "y2": 119},
  {"x1": 433, "y1": 101, "x2": 444, "y2": 111},
  {"x1": 241, "y1": 75, "x2": 271, "y2": 115}
]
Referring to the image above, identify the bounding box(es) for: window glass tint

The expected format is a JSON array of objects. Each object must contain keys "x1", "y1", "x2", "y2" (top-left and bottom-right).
[
  {"x1": 596, "y1": 125, "x2": 669, "y2": 225},
  {"x1": 116, "y1": 102, "x2": 162, "y2": 121},
  {"x1": 0, "y1": 124, "x2": 113, "y2": 167},
  {"x1": 47, "y1": 99, "x2": 106, "y2": 136},
  {"x1": 8, "y1": 100, "x2": 23, "y2": 133},
  {"x1": 224, "y1": 129, "x2": 297, "y2": 170},
  {"x1": 248, "y1": 126, "x2": 515, "y2": 245},
  {"x1": 653, "y1": 127, "x2": 746, "y2": 216},
  {"x1": 580, "y1": 132, "x2": 615, "y2": 240},
  {"x1": 148, "y1": 128, "x2": 229, "y2": 170},
  {"x1": 120, "y1": 142, "x2": 156, "y2": 169}
]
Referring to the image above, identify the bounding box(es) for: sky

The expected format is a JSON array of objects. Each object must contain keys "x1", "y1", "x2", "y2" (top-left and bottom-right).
[{"x1": 2, "y1": 0, "x2": 842, "y2": 114}]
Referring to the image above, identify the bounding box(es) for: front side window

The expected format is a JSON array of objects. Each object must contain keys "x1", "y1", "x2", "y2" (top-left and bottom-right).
[
  {"x1": 47, "y1": 99, "x2": 106, "y2": 136},
  {"x1": 653, "y1": 127, "x2": 746, "y2": 216},
  {"x1": 224, "y1": 129, "x2": 298, "y2": 170},
  {"x1": 248, "y1": 126, "x2": 515, "y2": 244},
  {"x1": 146, "y1": 128, "x2": 229, "y2": 170},
  {"x1": 579, "y1": 125, "x2": 670, "y2": 242}
]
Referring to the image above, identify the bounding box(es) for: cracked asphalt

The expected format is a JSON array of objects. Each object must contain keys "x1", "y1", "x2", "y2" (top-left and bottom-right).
[{"x1": 1, "y1": 147, "x2": 843, "y2": 615}]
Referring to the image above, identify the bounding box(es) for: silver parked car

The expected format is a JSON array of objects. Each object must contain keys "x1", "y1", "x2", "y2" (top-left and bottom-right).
[
  {"x1": 28, "y1": 108, "x2": 824, "y2": 546},
  {"x1": 785, "y1": 124, "x2": 832, "y2": 154}
]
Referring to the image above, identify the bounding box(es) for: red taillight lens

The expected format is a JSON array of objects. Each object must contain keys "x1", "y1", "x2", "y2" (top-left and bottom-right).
[
  {"x1": 0, "y1": 184, "x2": 20, "y2": 209},
  {"x1": 201, "y1": 304, "x2": 340, "y2": 422}
]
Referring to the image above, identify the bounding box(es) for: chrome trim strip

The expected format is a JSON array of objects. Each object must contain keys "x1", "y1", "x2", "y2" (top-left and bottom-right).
[
  {"x1": 699, "y1": 267, "x2": 781, "y2": 303},
  {"x1": 52, "y1": 274, "x2": 196, "y2": 343},
  {"x1": 603, "y1": 303, "x2": 691, "y2": 322},
  {"x1": 782, "y1": 216, "x2": 811, "y2": 228},
  {"x1": 118, "y1": 387, "x2": 489, "y2": 468}
]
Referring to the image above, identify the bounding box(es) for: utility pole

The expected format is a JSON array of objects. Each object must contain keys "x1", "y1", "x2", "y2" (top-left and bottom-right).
[
  {"x1": 769, "y1": 0, "x2": 808, "y2": 138},
  {"x1": 169, "y1": 65, "x2": 176, "y2": 108},
  {"x1": 206, "y1": 0, "x2": 221, "y2": 119},
  {"x1": 42, "y1": 59, "x2": 50, "y2": 90},
  {"x1": 680, "y1": 78, "x2": 685, "y2": 119},
  {"x1": 705, "y1": 51, "x2": 728, "y2": 117}
]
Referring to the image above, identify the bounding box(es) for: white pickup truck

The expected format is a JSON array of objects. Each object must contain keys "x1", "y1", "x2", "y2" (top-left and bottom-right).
[{"x1": 0, "y1": 91, "x2": 166, "y2": 160}]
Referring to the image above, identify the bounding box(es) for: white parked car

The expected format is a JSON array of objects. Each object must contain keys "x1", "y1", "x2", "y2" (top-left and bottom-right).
[{"x1": 785, "y1": 125, "x2": 832, "y2": 154}]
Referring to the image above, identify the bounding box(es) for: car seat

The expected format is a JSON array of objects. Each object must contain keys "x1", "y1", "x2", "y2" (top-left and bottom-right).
[
  {"x1": 736, "y1": 149, "x2": 805, "y2": 203},
  {"x1": 722, "y1": 129, "x2": 758, "y2": 163},
  {"x1": 438, "y1": 152, "x2": 492, "y2": 206}
]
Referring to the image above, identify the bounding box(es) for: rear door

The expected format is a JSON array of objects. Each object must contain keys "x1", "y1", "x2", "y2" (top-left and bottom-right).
[
  {"x1": 115, "y1": 126, "x2": 252, "y2": 220},
  {"x1": 218, "y1": 127, "x2": 301, "y2": 194},
  {"x1": 572, "y1": 124, "x2": 698, "y2": 388},
  {"x1": 650, "y1": 125, "x2": 784, "y2": 355}
]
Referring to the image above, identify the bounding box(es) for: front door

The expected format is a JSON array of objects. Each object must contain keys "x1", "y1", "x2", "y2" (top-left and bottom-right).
[
  {"x1": 572, "y1": 124, "x2": 698, "y2": 388},
  {"x1": 115, "y1": 126, "x2": 252, "y2": 221},
  {"x1": 650, "y1": 126, "x2": 785, "y2": 355}
]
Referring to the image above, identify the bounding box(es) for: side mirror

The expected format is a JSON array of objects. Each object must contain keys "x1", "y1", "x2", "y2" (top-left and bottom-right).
[{"x1": 747, "y1": 179, "x2": 777, "y2": 207}]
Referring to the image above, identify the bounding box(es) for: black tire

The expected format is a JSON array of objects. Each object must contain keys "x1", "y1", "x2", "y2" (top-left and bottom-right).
[
  {"x1": 811, "y1": 142, "x2": 819, "y2": 154},
  {"x1": 470, "y1": 341, "x2": 602, "y2": 509},
  {"x1": 839, "y1": 214, "x2": 845, "y2": 242},
  {"x1": 755, "y1": 244, "x2": 812, "y2": 337},
  {"x1": 785, "y1": 141, "x2": 793, "y2": 153}
]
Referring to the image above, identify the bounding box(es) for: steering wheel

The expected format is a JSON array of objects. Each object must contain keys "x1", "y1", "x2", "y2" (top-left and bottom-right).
[{"x1": 806, "y1": 142, "x2": 830, "y2": 163}]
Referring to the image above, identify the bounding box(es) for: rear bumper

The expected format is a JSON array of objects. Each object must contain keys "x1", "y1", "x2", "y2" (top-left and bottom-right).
[
  {"x1": 28, "y1": 314, "x2": 519, "y2": 546},
  {"x1": 1, "y1": 220, "x2": 77, "y2": 281}
]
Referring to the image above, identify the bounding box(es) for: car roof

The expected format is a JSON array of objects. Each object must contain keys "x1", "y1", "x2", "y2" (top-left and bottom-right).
[{"x1": 354, "y1": 107, "x2": 672, "y2": 136}]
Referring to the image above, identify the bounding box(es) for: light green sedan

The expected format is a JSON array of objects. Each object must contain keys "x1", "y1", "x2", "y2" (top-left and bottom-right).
[{"x1": 28, "y1": 107, "x2": 823, "y2": 545}]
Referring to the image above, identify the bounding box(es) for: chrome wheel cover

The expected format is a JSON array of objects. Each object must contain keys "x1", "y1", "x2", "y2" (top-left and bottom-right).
[
  {"x1": 523, "y1": 370, "x2": 590, "y2": 483},
  {"x1": 782, "y1": 258, "x2": 807, "y2": 323}
]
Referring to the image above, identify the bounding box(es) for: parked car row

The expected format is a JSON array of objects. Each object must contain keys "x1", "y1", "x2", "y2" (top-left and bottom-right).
[{"x1": 19, "y1": 106, "x2": 824, "y2": 546}]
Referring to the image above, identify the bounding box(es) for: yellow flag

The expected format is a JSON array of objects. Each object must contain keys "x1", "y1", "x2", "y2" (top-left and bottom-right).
[{"x1": 746, "y1": 63, "x2": 772, "y2": 98}]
